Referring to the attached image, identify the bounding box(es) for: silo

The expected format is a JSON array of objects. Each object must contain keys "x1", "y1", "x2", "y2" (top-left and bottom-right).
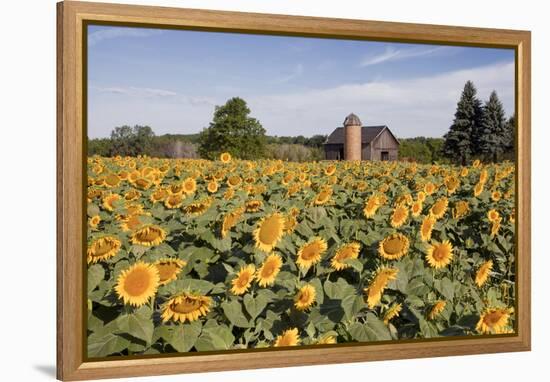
[{"x1": 343, "y1": 113, "x2": 362, "y2": 160}]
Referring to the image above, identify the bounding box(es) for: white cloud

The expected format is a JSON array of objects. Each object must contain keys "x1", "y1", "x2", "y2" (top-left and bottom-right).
[
  {"x1": 360, "y1": 46, "x2": 451, "y2": 67},
  {"x1": 274, "y1": 63, "x2": 304, "y2": 83},
  {"x1": 247, "y1": 61, "x2": 515, "y2": 138},
  {"x1": 88, "y1": 28, "x2": 163, "y2": 47},
  {"x1": 88, "y1": 61, "x2": 515, "y2": 139},
  {"x1": 93, "y1": 85, "x2": 177, "y2": 97}
]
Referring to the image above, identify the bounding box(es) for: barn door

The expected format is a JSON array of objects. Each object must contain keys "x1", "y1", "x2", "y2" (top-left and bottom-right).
[{"x1": 381, "y1": 151, "x2": 389, "y2": 161}]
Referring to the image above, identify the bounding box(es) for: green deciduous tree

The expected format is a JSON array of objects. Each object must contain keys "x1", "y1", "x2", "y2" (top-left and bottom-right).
[
  {"x1": 198, "y1": 97, "x2": 266, "y2": 160},
  {"x1": 478, "y1": 91, "x2": 507, "y2": 162},
  {"x1": 109, "y1": 125, "x2": 155, "y2": 156},
  {"x1": 442, "y1": 81, "x2": 483, "y2": 165}
]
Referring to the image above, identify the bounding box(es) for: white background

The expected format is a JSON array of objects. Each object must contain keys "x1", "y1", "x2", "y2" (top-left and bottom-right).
[{"x1": 0, "y1": 0, "x2": 547, "y2": 381}]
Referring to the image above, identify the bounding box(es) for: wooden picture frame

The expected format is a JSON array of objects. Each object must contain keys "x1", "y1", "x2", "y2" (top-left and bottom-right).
[{"x1": 57, "y1": 1, "x2": 531, "y2": 380}]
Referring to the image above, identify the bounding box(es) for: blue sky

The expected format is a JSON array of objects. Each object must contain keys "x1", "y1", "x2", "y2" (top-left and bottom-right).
[{"x1": 88, "y1": 25, "x2": 515, "y2": 139}]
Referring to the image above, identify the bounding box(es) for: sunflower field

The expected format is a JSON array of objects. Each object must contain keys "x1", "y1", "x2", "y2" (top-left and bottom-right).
[{"x1": 86, "y1": 154, "x2": 516, "y2": 357}]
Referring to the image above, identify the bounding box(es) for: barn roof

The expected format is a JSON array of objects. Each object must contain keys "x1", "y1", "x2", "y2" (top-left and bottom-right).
[{"x1": 324, "y1": 126, "x2": 392, "y2": 145}]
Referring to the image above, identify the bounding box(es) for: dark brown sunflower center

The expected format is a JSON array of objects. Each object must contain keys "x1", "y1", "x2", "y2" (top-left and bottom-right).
[
  {"x1": 301, "y1": 244, "x2": 321, "y2": 260},
  {"x1": 137, "y1": 228, "x2": 160, "y2": 242},
  {"x1": 483, "y1": 311, "x2": 503, "y2": 326},
  {"x1": 94, "y1": 240, "x2": 115, "y2": 256},
  {"x1": 432, "y1": 246, "x2": 448, "y2": 261}
]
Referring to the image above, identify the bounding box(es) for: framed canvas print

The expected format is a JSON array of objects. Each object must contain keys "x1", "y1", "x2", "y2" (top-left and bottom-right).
[{"x1": 57, "y1": 1, "x2": 531, "y2": 380}]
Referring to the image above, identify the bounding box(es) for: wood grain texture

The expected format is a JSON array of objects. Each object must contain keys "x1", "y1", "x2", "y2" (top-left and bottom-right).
[{"x1": 56, "y1": 1, "x2": 531, "y2": 380}]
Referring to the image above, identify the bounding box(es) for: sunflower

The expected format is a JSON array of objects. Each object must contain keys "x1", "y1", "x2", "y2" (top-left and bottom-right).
[
  {"x1": 103, "y1": 173, "x2": 121, "y2": 188},
  {"x1": 472, "y1": 159, "x2": 481, "y2": 168},
  {"x1": 115, "y1": 262, "x2": 160, "y2": 307},
  {"x1": 124, "y1": 189, "x2": 141, "y2": 201},
  {"x1": 256, "y1": 254, "x2": 282, "y2": 287},
  {"x1": 383, "y1": 303, "x2": 402, "y2": 325},
  {"x1": 183, "y1": 198, "x2": 212, "y2": 216},
  {"x1": 164, "y1": 193, "x2": 185, "y2": 209},
  {"x1": 429, "y1": 300, "x2": 447, "y2": 320},
  {"x1": 102, "y1": 193, "x2": 121, "y2": 212},
  {"x1": 364, "y1": 267, "x2": 399, "y2": 308},
  {"x1": 221, "y1": 207, "x2": 244, "y2": 238},
  {"x1": 89, "y1": 215, "x2": 101, "y2": 229},
  {"x1": 390, "y1": 204, "x2": 409, "y2": 228},
  {"x1": 161, "y1": 292, "x2": 212, "y2": 323},
  {"x1": 150, "y1": 187, "x2": 168, "y2": 203},
  {"x1": 207, "y1": 180, "x2": 219, "y2": 193},
  {"x1": 411, "y1": 201, "x2": 423, "y2": 217},
  {"x1": 324, "y1": 164, "x2": 337, "y2": 176},
  {"x1": 283, "y1": 214, "x2": 297, "y2": 233},
  {"x1": 491, "y1": 190, "x2": 502, "y2": 201},
  {"x1": 475, "y1": 260, "x2": 493, "y2": 287},
  {"x1": 154, "y1": 258, "x2": 186, "y2": 286},
  {"x1": 273, "y1": 328, "x2": 300, "y2": 347},
  {"x1": 417, "y1": 191, "x2": 426, "y2": 202},
  {"x1": 317, "y1": 334, "x2": 337, "y2": 344},
  {"x1": 119, "y1": 214, "x2": 145, "y2": 232},
  {"x1": 294, "y1": 284, "x2": 316, "y2": 311},
  {"x1": 182, "y1": 177, "x2": 197, "y2": 195},
  {"x1": 134, "y1": 177, "x2": 152, "y2": 190},
  {"x1": 314, "y1": 187, "x2": 332, "y2": 205},
  {"x1": 220, "y1": 152, "x2": 232, "y2": 163},
  {"x1": 425, "y1": 240, "x2": 454, "y2": 269},
  {"x1": 296, "y1": 237, "x2": 328, "y2": 270},
  {"x1": 430, "y1": 197, "x2": 448, "y2": 220},
  {"x1": 131, "y1": 225, "x2": 167, "y2": 246},
  {"x1": 420, "y1": 215, "x2": 436, "y2": 242},
  {"x1": 474, "y1": 181, "x2": 484, "y2": 197},
  {"x1": 476, "y1": 307, "x2": 513, "y2": 334},
  {"x1": 378, "y1": 233, "x2": 409, "y2": 260},
  {"x1": 363, "y1": 195, "x2": 380, "y2": 218},
  {"x1": 452, "y1": 200, "x2": 470, "y2": 220},
  {"x1": 253, "y1": 213, "x2": 285, "y2": 252},
  {"x1": 231, "y1": 264, "x2": 256, "y2": 295},
  {"x1": 227, "y1": 175, "x2": 242, "y2": 188},
  {"x1": 331, "y1": 242, "x2": 361, "y2": 271},
  {"x1": 424, "y1": 182, "x2": 436, "y2": 195},
  {"x1": 487, "y1": 209, "x2": 500, "y2": 223},
  {"x1": 245, "y1": 199, "x2": 263, "y2": 212},
  {"x1": 87, "y1": 236, "x2": 121, "y2": 264},
  {"x1": 460, "y1": 167, "x2": 469, "y2": 177},
  {"x1": 445, "y1": 176, "x2": 460, "y2": 194},
  {"x1": 223, "y1": 188, "x2": 235, "y2": 200}
]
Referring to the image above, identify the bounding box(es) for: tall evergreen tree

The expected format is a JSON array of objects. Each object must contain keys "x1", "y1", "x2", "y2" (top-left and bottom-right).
[
  {"x1": 442, "y1": 81, "x2": 483, "y2": 165},
  {"x1": 478, "y1": 91, "x2": 507, "y2": 162},
  {"x1": 198, "y1": 97, "x2": 266, "y2": 160},
  {"x1": 504, "y1": 114, "x2": 516, "y2": 156}
]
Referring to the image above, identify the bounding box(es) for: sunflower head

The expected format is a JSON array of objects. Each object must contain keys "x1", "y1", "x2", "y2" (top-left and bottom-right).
[
  {"x1": 314, "y1": 187, "x2": 332, "y2": 205},
  {"x1": 429, "y1": 300, "x2": 447, "y2": 320},
  {"x1": 231, "y1": 264, "x2": 256, "y2": 295},
  {"x1": 164, "y1": 193, "x2": 185, "y2": 209},
  {"x1": 474, "y1": 181, "x2": 484, "y2": 197},
  {"x1": 331, "y1": 242, "x2": 361, "y2": 271},
  {"x1": 296, "y1": 237, "x2": 328, "y2": 270},
  {"x1": 425, "y1": 240, "x2": 454, "y2": 269},
  {"x1": 221, "y1": 207, "x2": 245, "y2": 238},
  {"x1": 383, "y1": 303, "x2": 403, "y2": 325},
  {"x1": 430, "y1": 197, "x2": 449, "y2": 220},
  {"x1": 161, "y1": 292, "x2": 212, "y2": 323},
  {"x1": 488, "y1": 209, "x2": 501, "y2": 223},
  {"x1": 378, "y1": 233, "x2": 409, "y2": 260},
  {"x1": 363, "y1": 195, "x2": 380, "y2": 218},
  {"x1": 475, "y1": 260, "x2": 493, "y2": 287},
  {"x1": 220, "y1": 152, "x2": 232, "y2": 163},
  {"x1": 89, "y1": 215, "x2": 101, "y2": 229},
  {"x1": 256, "y1": 254, "x2": 283, "y2": 287},
  {"x1": 87, "y1": 236, "x2": 121, "y2": 264},
  {"x1": 390, "y1": 204, "x2": 409, "y2": 228},
  {"x1": 207, "y1": 180, "x2": 219, "y2": 193},
  {"x1": 411, "y1": 201, "x2": 423, "y2": 217},
  {"x1": 102, "y1": 193, "x2": 121, "y2": 212},
  {"x1": 364, "y1": 267, "x2": 399, "y2": 309},
  {"x1": 154, "y1": 258, "x2": 187, "y2": 286},
  {"x1": 452, "y1": 201, "x2": 470, "y2": 220},
  {"x1": 253, "y1": 213, "x2": 285, "y2": 253},
  {"x1": 115, "y1": 262, "x2": 160, "y2": 307},
  {"x1": 294, "y1": 284, "x2": 316, "y2": 311},
  {"x1": 131, "y1": 225, "x2": 167, "y2": 247},
  {"x1": 183, "y1": 198, "x2": 212, "y2": 216},
  {"x1": 182, "y1": 177, "x2": 197, "y2": 195},
  {"x1": 476, "y1": 307, "x2": 513, "y2": 334},
  {"x1": 273, "y1": 328, "x2": 300, "y2": 347},
  {"x1": 420, "y1": 215, "x2": 436, "y2": 242},
  {"x1": 245, "y1": 199, "x2": 263, "y2": 213}
]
